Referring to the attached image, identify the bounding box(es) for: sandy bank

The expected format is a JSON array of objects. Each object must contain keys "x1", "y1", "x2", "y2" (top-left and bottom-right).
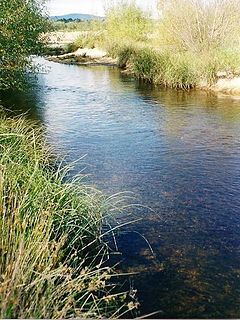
[
  {"x1": 209, "y1": 77, "x2": 240, "y2": 95},
  {"x1": 47, "y1": 47, "x2": 118, "y2": 67}
]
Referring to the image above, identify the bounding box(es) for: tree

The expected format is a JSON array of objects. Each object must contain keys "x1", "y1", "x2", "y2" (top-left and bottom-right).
[
  {"x1": 105, "y1": 1, "x2": 151, "y2": 44},
  {"x1": 157, "y1": 0, "x2": 240, "y2": 52},
  {"x1": 0, "y1": 0, "x2": 49, "y2": 90}
]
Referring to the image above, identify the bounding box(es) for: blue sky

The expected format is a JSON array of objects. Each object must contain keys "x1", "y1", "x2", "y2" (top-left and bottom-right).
[{"x1": 48, "y1": 0, "x2": 157, "y2": 16}]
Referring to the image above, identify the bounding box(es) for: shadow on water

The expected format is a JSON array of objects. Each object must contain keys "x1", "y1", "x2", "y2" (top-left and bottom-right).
[
  {"x1": 0, "y1": 79, "x2": 45, "y2": 122},
  {"x1": 1, "y1": 59, "x2": 240, "y2": 318}
]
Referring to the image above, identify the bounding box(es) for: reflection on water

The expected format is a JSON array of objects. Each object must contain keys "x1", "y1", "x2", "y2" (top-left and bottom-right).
[{"x1": 1, "y1": 58, "x2": 240, "y2": 318}]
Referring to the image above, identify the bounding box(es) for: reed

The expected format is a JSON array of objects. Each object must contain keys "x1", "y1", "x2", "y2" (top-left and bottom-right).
[{"x1": 0, "y1": 114, "x2": 134, "y2": 318}]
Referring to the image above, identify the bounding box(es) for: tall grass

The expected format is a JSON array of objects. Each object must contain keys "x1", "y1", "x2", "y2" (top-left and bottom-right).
[
  {"x1": 115, "y1": 45, "x2": 240, "y2": 88},
  {"x1": 0, "y1": 114, "x2": 135, "y2": 318},
  {"x1": 117, "y1": 48, "x2": 197, "y2": 88}
]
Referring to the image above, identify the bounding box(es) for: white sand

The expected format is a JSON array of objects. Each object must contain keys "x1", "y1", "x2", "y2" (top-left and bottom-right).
[
  {"x1": 211, "y1": 77, "x2": 240, "y2": 95},
  {"x1": 74, "y1": 48, "x2": 107, "y2": 58}
]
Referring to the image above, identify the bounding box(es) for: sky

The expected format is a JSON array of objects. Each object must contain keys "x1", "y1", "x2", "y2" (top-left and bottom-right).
[{"x1": 48, "y1": 0, "x2": 158, "y2": 17}]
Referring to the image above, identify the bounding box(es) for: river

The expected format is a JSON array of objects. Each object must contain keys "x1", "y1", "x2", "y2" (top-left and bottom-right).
[{"x1": 1, "y1": 58, "x2": 240, "y2": 318}]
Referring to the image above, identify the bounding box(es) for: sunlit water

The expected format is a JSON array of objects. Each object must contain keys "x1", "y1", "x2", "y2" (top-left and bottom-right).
[{"x1": 1, "y1": 58, "x2": 240, "y2": 318}]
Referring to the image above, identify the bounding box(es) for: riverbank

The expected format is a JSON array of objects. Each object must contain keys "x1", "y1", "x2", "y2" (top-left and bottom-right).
[
  {"x1": 47, "y1": 0, "x2": 240, "y2": 95},
  {"x1": 47, "y1": 47, "x2": 117, "y2": 67},
  {"x1": 46, "y1": 44, "x2": 240, "y2": 96},
  {"x1": 0, "y1": 112, "x2": 133, "y2": 318},
  {"x1": 208, "y1": 77, "x2": 240, "y2": 95}
]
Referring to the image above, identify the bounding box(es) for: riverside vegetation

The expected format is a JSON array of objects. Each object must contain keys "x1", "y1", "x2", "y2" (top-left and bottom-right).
[
  {"x1": 0, "y1": 0, "x2": 50, "y2": 90},
  {"x1": 1, "y1": 0, "x2": 240, "y2": 318},
  {"x1": 57, "y1": 0, "x2": 240, "y2": 90},
  {"x1": 0, "y1": 114, "x2": 138, "y2": 318},
  {"x1": 0, "y1": 0, "x2": 137, "y2": 318}
]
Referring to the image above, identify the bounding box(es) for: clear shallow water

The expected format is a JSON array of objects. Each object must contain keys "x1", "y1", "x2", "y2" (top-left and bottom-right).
[{"x1": 1, "y1": 59, "x2": 240, "y2": 318}]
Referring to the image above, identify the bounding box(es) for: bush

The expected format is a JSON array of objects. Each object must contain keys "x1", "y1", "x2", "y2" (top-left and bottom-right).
[
  {"x1": 192, "y1": 50, "x2": 240, "y2": 85},
  {"x1": 162, "y1": 52, "x2": 197, "y2": 89},
  {"x1": 127, "y1": 46, "x2": 240, "y2": 88},
  {"x1": 104, "y1": 2, "x2": 151, "y2": 52},
  {"x1": 157, "y1": 0, "x2": 240, "y2": 52},
  {"x1": 65, "y1": 42, "x2": 80, "y2": 53}
]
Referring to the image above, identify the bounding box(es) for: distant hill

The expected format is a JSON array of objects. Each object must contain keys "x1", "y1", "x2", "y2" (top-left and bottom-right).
[{"x1": 50, "y1": 13, "x2": 103, "y2": 21}]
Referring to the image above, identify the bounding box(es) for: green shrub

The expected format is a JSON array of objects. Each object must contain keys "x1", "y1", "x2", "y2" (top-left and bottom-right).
[
  {"x1": 105, "y1": 2, "x2": 150, "y2": 43},
  {"x1": 65, "y1": 42, "x2": 79, "y2": 53},
  {"x1": 194, "y1": 50, "x2": 240, "y2": 85},
  {"x1": 103, "y1": 2, "x2": 152, "y2": 55}
]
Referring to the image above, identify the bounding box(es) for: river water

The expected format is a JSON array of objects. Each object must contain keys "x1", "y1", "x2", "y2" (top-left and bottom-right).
[{"x1": 1, "y1": 59, "x2": 240, "y2": 318}]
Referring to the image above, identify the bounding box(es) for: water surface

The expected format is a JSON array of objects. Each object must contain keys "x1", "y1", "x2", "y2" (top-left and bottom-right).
[{"x1": 1, "y1": 59, "x2": 240, "y2": 318}]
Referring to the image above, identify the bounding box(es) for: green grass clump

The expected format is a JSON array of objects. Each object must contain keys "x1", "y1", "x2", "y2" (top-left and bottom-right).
[
  {"x1": 131, "y1": 49, "x2": 197, "y2": 88},
  {"x1": 129, "y1": 48, "x2": 240, "y2": 89},
  {"x1": 161, "y1": 52, "x2": 197, "y2": 89},
  {"x1": 65, "y1": 42, "x2": 80, "y2": 53},
  {"x1": 132, "y1": 48, "x2": 160, "y2": 83},
  {"x1": 115, "y1": 45, "x2": 136, "y2": 68},
  {"x1": 0, "y1": 114, "x2": 134, "y2": 318}
]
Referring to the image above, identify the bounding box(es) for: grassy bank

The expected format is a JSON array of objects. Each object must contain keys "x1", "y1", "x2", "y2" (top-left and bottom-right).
[
  {"x1": 60, "y1": 1, "x2": 240, "y2": 90},
  {"x1": 0, "y1": 114, "x2": 134, "y2": 318},
  {"x1": 114, "y1": 46, "x2": 240, "y2": 89}
]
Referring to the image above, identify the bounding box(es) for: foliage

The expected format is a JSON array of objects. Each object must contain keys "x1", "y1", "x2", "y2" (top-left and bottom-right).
[
  {"x1": 104, "y1": 2, "x2": 151, "y2": 53},
  {"x1": 196, "y1": 49, "x2": 240, "y2": 85},
  {"x1": 162, "y1": 52, "x2": 197, "y2": 89},
  {"x1": 0, "y1": 114, "x2": 135, "y2": 318},
  {"x1": 129, "y1": 48, "x2": 240, "y2": 88},
  {"x1": 131, "y1": 49, "x2": 197, "y2": 88},
  {"x1": 0, "y1": 0, "x2": 50, "y2": 90},
  {"x1": 117, "y1": 45, "x2": 137, "y2": 68},
  {"x1": 100, "y1": 0, "x2": 240, "y2": 88},
  {"x1": 157, "y1": 0, "x2": 240, "y2": 52},
  {"x1": 132, "y1": 48, "x2": 159, "y2": 83}
]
